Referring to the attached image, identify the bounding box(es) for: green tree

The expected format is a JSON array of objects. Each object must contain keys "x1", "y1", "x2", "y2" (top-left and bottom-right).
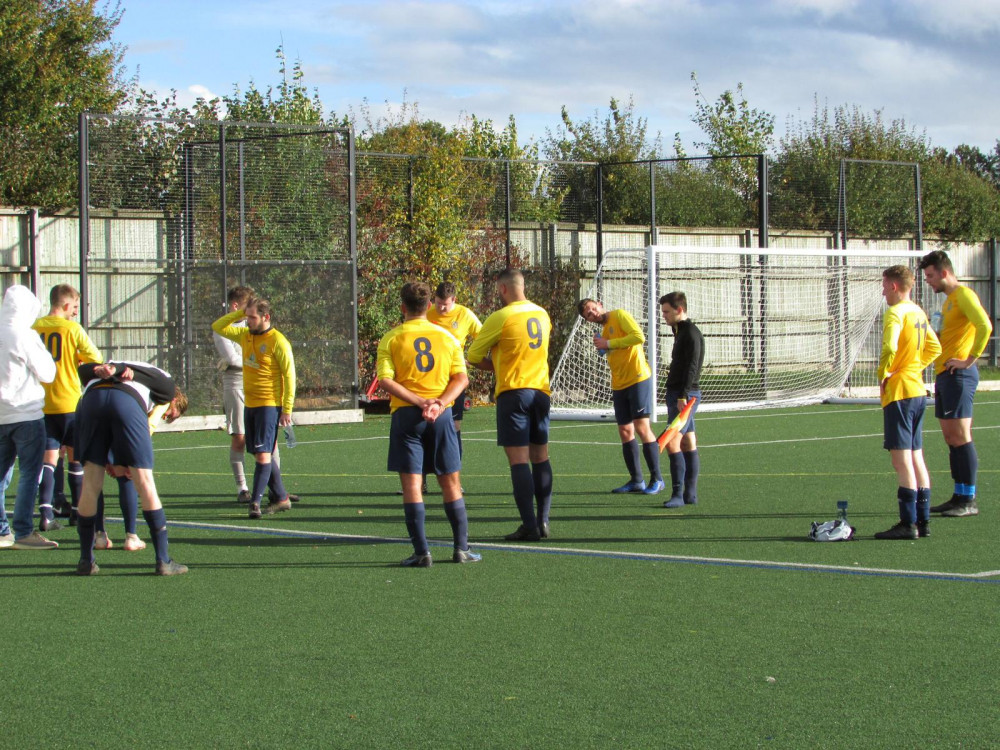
[
  {"x1": 543, "y1": 97, "x2": 657, "y2": 224},
  {"x1": 0, "y1": 0, "x2": 125, "y2": 208}
]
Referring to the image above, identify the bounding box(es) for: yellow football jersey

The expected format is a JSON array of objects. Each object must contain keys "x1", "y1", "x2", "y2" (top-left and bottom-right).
[
  {"x1": 879, "y1": 300, "x2": 941, "y2": 407},
  {"x1": 427, "y1": 303, "x2": 482, "y2": 349},
  {"x1": 603, "y1": 308, "x2": 651, "y2": 391},
  {"x1": 934, "y1": 285, "x2": 992, "y2": 375},
  {"x1": 212, "y1": 310, "x2": 296, "y2": 412},
  {"x1": 467, "y1": 300, "x2": 551, "y2": 397},
  {"x1": 31, "y1": 316, "x2": 103, "y2": 414},
  {"x1": 376, "y1": 319, "x2": 467, "y2": 412}
]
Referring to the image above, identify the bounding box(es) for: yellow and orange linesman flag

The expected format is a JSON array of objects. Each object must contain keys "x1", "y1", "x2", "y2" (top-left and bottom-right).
[{"x1": 656, "y1": 397, "x2": 698, "y2": 453}]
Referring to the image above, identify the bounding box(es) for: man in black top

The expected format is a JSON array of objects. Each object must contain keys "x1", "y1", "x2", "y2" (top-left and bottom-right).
[{"x1": 659, "y1": 292, "x2": 704, "y2": 509}]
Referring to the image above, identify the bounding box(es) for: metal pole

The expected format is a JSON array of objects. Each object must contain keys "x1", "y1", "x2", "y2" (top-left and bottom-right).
[
  {"x1": 649, "y1": 160, "x2": 657, "y2": 246},
  {"x1": 991, "y1": 237, "x2": 998, "y2": 367},
  {"x1": 757, "y1": 155, "x2": 769, "y2": 248},
  {"x1": 596, "y1": 164, "x2": 604, "y2": 268},
  {"x1": 219, "y1": 124, "x2": 228, "y2": 306},
  {"x1": 646, "y1": 243, "x2": 658, "y2": 422},
  {"x1": 914, "y1": 163, "x2": 924, "y2": 251},
  {"x1": 182, "y1": 143, "x2": 194, "y2": 387},
  {"x1": 238, "y1": 140, "x2": 246, "y2": 284},
  {"x1": 78, "y1": 112, "x2": 90, "y2": 328},
  {"x1": 348, "y1": 129, "x2": 360, "y2": 409},
  {"x1": 504, "y1": 160, "x2": 512, "y2": 267},
  {"x1": 838, "y1": 160, "x2": 848, "y2": 251},
  {"x1": 28, "y1": 209, "x2": 40, "y2": 294}
]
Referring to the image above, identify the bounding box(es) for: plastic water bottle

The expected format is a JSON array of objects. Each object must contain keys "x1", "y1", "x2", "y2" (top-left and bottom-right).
[
  {"x1": 283, "y1": 425, "x2": 297, "y2": 449},
  {"x1": 594, "y1": 327, "x2": 607, "y2": 358},
  {"x1": 836, "y1": 500, "x2": 849, "y2": 523}
]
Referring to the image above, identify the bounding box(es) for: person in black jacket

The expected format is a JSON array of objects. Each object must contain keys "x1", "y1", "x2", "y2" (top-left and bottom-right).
[
  {"x1": 659, "y1": 292, "x2": 704, "y2": 509},
  {"x1": 74, "y1": 361, "x2": 188, "y2": 575}
]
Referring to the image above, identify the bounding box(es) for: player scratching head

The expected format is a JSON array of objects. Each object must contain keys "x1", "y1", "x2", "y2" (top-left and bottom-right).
[
  {"x1": 245, "y1": 298, "x2": 273, "y2": 335},
  {"x1": 49, "y1": 283, "x2": 80, "y2": 318},
  {"x1": 577, "y1": 298, "x2": 608, "y2": 325},
  {"x1": 401, "y1": 281, "x2": 432, "y2": 319},
  {"x1": 882, "y1": 265, "x2": 915, "y2": 306}
]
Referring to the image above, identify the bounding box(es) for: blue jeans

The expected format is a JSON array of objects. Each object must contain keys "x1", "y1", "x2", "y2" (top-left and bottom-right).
[
  {"x1": 0, "y1": 462, "x2": 13, "y2": 536},
  {"x1": 0, "y1": 419, "x2": 46, "y2": 539}
]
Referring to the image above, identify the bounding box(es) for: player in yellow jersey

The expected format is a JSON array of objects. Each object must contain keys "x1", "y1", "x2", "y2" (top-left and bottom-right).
[
  {"x1": 918, "y1": 250, "x2": 993, "y2": 518},
  {"x1": 578, "y1": 298, "x2": 664, "y2": 495},
  {"x1": 873, "y1": 266, "x2": 942, "y2": 540},
  {"x1": 212, "y1": 297, "x2": 296, "y2": 519},
  {"x1": 377, "y1": 282, "x2": 479, "y2": 566},
  {"x1": 32, "y1": 284, "x2": 102, "y2": 531},
  {"x1": 427, "y1": 282, "x2": 482, "y2": 456},
  {"x1": 467, "y1": 268, "x2": 553, "y2": 541}
]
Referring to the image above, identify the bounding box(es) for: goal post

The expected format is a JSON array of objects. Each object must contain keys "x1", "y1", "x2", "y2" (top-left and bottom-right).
[{"x1": 550, "y1": 244, "x2": 936, "y2": 420}]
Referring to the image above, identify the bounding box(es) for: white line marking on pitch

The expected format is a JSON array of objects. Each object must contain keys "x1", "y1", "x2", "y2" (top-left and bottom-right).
[{"x1": 144, "y1": 518, "x2": 1000, "y2": 580}]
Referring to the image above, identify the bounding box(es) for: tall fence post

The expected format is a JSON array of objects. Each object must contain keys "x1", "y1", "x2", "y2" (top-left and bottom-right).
[
  {"x1": 914, "y1": 164, "x2": 924, "y2": 251},
  {"x1": 348, "y1": 128, "x2": 360, "y2": 409},
  {"x1": 28, "y1": 208, "x2": 40, "y2": 294},
  {"x1": 504, "y1": 160, "x2": 512, "y2": 267},
  {"x1": 757, "y1": 155, "x2": 768, "y2": 248},
  {"x1": 991, "y1": 237, "x2": 998, "y2": 367},
  {"x1": 596, "y1": 164, "x2": 604, "y2": 268},
  {"x1": 649, "y1": 161, "x2": 657, "y2": 246},
  {"x1": 219, "y1": 123, "x2": 228, "y2": 305},
  {"x1": 78, "y1": 112, "x2": 90, "y2": 328}
]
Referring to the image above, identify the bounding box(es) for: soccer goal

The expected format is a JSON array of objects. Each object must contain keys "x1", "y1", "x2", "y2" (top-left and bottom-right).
[{"x1": 550, "y1": 244, "x2": 937, "y2": 420}]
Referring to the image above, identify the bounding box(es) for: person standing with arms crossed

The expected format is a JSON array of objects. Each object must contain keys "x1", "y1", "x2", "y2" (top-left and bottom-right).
[
  {"x1": 213, "y1": 297, "x2": 296, "y2": 520},
  {"x1": 377, "y1": 281, "x2": 479, "y2": 566},
  {"x1": 874, "y1": 266, "x2": 942, "y2": 540},
  {"x1": 32, "y1": 284, "x2": 102, "y2": 531},
  {"x1": 659, "y1": 292, "x2": 705, "y2": 509},
  {"x1": 578, "y1": 298, "x2": 664, "y2": 494},
  {"x1": 918, "y1": 250, "x2": 993, "y2": 518},
  {"x1": 468, "y1": 269, "x2": 553, "y2": 541}
]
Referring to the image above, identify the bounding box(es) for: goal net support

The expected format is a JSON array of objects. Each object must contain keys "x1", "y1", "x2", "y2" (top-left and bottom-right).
[{"x1": 550, "y1": 245, "x2": 936, "y2": 421}]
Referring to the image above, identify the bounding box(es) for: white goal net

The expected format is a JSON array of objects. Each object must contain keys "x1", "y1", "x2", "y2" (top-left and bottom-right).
[{"x1": 550, "y1": 245, "x2": 937, "y2": 420}]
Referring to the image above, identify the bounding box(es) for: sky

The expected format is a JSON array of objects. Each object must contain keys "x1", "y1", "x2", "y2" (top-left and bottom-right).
[{"x1": 115, "y1": 0, "x2": 1000, "y2": 154}]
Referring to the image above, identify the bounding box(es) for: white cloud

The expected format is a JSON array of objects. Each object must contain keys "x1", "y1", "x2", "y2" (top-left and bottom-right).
[{"x1": 904, "y1": 0, "x2": 1000, "y2": 37}]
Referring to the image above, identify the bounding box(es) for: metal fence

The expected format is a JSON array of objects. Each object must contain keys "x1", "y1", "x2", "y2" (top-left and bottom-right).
[{"x1": 2, "y1": 126, "x2": 998, "y2": 414}]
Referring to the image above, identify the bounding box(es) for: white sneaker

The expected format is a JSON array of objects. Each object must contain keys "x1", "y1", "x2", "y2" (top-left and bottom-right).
[
  {"x1": 123, "y1": 534, "x2": 146, "y2": 552},
  {"x1": 94, "y1": 531, "x2": 113, "y2": 550},
  {"x1": 0, "y1": 532, "x2": 14, "y2": 549}
]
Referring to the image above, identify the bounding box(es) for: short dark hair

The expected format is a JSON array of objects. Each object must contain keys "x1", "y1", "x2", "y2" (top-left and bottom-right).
[
  {"x1": 577, "y1": 298, "x2": 596, "y2": 316},
  {"x1": 659, "y1": 291, "x2": 687, "y2": 312},
  {"x1": 497, "y1": 268, "x2": 524, "y2": 287},
  {"x1": 49, "y1": 284, "x2": 79, "y2": 307},
  {"x1": 918, "y1": 250, "x2": 953, "y2": 274},
  {"x1": 435, "y1": 282, "x2": 456, "y2": 300},
  {"x1": 227, "y1": 285, "x2": 254, "y2": 306},
  {"x1": 883, "y1": 265, "x2": 914, "y2": 292},
  {"x1": 247, "y1": 297, "x2": 273, "y2": 318},
  {"x1": 401, "y1": 282, "x2": 432, "y2": 315}
]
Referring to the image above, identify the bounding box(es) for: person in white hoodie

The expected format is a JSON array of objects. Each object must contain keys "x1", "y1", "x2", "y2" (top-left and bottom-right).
[{"x1": 0, "y1": 285, "x2": 58, "y2": 549}]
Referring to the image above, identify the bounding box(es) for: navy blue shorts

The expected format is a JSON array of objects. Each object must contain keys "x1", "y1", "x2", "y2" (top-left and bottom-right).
[
  {"x1": 496, "y1": 389, "x2": 550, "y2": 447},
  {"x1": 245, "y1": 405, "x2": 280, "y2": 455},
  {"x1": 613, "y1": 378, "x2": 653, "y2": 425},
  {"x1": 387, "y1": 406, "x2": 461, "y2": 475},
  {"x1": 76, "y1": 387, "x2": 154, "y2": 469},
  {"x1": 451, "y1": 388, "x2": 470, "y2": 422},
  {"x1": 883, "y1": 396, "x2": 926, "y2": 450},
  {"x1": 666, "y1": 390, "x2": 700, "y2": 435},
  {"x1": 44, "y1": 412, "x2": 75, "y2": 451},
  {"x1": 934, "y1": 366, "x2": 978, "y2": 420}
]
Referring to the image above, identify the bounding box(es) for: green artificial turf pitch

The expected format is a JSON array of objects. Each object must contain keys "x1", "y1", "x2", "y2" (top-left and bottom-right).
[{"x1": 2, "y1": 396, "x2": 999, "y2": 748}]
